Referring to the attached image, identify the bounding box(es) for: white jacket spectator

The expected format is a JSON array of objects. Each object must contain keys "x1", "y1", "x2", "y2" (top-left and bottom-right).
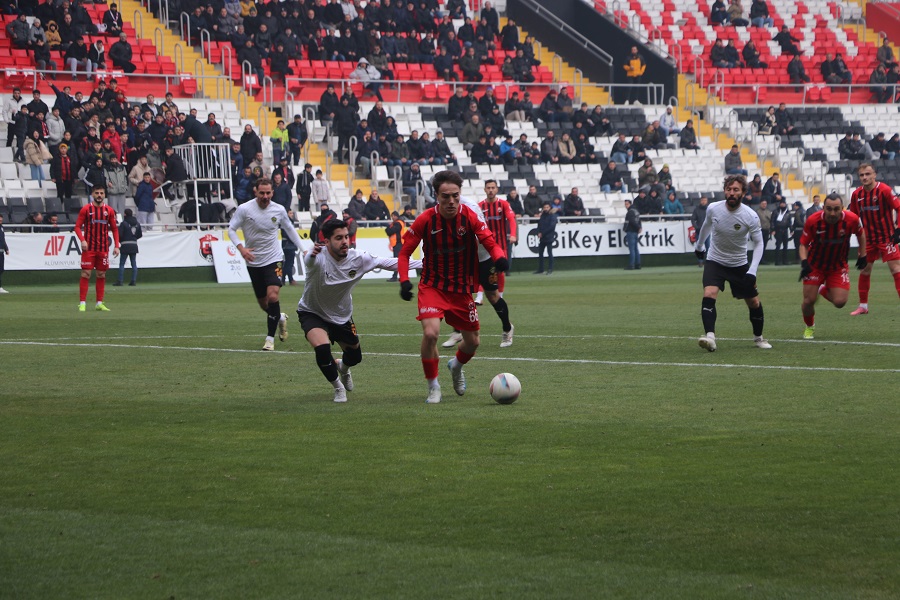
[
  {"x1": 348, "y1": 58, "x2": 381, "y2": 84},
  {"x1": 46, "y1": 111, "x2": 66, "y2": 146}
]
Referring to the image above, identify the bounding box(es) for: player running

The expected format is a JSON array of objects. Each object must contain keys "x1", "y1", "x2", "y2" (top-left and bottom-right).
[
  {"x1": 228, "y1": 177, "x2": 305, "y2": 351},
  {"x1": 798, "y1": 193, "x2": 867, "y2": 339},
  {"x1": 298, "y1": 219, "x2": 422, "y2": 403},
  {"x1": 847, "y1": 163, "x2": 900, "y2": 315},
  {"x1": 398, "y1": 170, "x2": 509, "y2": 404},
  {"x1": 75, "y1": 185, "x2": 119, "y2": 312},
  {"x1": 694, "y1": 175, "x2": 771, "y2": 351},
  {"x1": 441, "y1": 180, "x2": 516, "y2": 349}
]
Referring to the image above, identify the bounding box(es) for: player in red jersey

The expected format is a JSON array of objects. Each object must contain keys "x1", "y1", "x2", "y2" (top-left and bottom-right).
[
  {"x1": 398, "y1": 170, "x2": 509, "y2": 404},
  {"x1": 443, "y1": 179, "x2": 518, "y2": 349},
  {"x1": 74, "y1": 185, "x2": 120, "y2": 312},
  {"x1": 846, "y1": 163, "x2": 900, "y2": 314},
  {"x1": 798, "y1": 193, "x2": 867, "y2": 339}
]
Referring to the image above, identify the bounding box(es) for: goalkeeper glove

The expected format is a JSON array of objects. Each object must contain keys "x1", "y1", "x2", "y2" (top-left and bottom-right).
[
  {"x1": 799, "y1": 259, "x2": 812, "y2": 281},
  {"x1": 399, "y1": 280, "x2": 413, "y2": 301}
]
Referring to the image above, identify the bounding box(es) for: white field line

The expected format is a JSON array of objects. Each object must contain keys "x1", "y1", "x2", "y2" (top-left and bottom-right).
[
  {"x1": 2, "y1": 341, "x2": 899, "y2": 375},
  {"x1": 7, "y1": 332, "x2": 900, "y2": 349}
]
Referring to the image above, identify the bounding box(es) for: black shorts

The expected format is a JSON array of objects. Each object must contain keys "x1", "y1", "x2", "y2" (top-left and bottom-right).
[
  {"x1": 702, "y1": 260, "x2": 759, "y2": 299},
  {"x1": 478, "y1": 259, "x2": 500, "y2": 292},
  {"x1": 247, "y1": 262, "x2": 284, "y2": 298},
  {"x1": 297, "y1": 310, "x2": 360, "y2": 346}
]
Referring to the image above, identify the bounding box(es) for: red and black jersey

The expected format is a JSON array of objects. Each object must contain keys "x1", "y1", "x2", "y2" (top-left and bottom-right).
[
  {"x1": 478, "y1": 198, "x2": 518, "y2": 255},
  {"x1": 399, "y1": 204, "x2": 503, "y2": 293},
  {"x1": 848, "y1": 182, "x2": 900, "y2": 245},
  {"x1": 800, "y1": 210, "x2": 861, "y2": 271},
  {"x1": 75, "y1": 203, "x2": 119, "y2": 253}
]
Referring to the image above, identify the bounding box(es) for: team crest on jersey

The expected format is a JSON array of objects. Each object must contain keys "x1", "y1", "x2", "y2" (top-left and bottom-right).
[
  {"x1": 457, "y1": 226, "x2": 467, "y2": 236},
  {"x1": 348, "y1": 269, "x2": 357, "y2": 278},
  {"x1": 733, "y1": 223, "x2": 741, "y2": 230},
  {"x1": 271, "y1": 217, "x2": 277, "y2": 223}
]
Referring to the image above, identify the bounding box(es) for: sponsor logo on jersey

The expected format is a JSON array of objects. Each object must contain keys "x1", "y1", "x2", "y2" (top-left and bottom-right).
[
  {"x1": 457, "y1": 227, "x2": 467, "y2": 236},
  {"x1": 348, "y1": 269, "x2": 357, "y2": 278},
  {"x1": 734, "y1": 223, "x2": 741, "y2": 230}
]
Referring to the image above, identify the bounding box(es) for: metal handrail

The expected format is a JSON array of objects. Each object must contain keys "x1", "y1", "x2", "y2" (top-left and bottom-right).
[
  {"x1": 551, "y1": 54, "x2": 563, "y2": 82},
  {"x1": 369, "y1": 151, "x2": 380, "y2": 186},
  {"x1": 304, "y1": 106, "x2": 317, "y2": 164},
  {"x1": 257, "y1": 105, "x2": 268, "y2": 134},
  {"x1": 347, "y1": 135, "x2": 358, "y2": 187},
  {"x1": 261, "y1": 76, "x2": 275, "y2": 109},
  {"x1": 133, "y1": 9, "x2": 144, "y2": 39},
  {"x1": 241, "y1": 60, "x2": 252, "y2": 94},
  {"x1": 13, "y1": 67, "x2": 231, "y2": 95},
  {"x1": 179, "y1": 11, "x2": 190, "y2": 45},
  {"x1": 324, "y1": 123, "x2": 333, "y2": 180},
  {"x1": 391, "y1": 165, "x2": 403, "y2": 199},
  {"x1": 193, "y1": 58, "x2": 205, "y2": 98},
  {"x1": 574, "y1": 68, "x2": 584, "y2": 104},
  {"x1": 153, "y1": 26, "x2": 165, "y2": 56},
  {"x1": 173, "y1": 42, "x2": 184, "y2": 74},
  {"x1": 236, "y1": 90, "x2": 249, "y2": 120},
  {"x1": 199, "y1": 28, "x2": 211, "y2": 61},
  {"x1": 220, "y1": 44, "x2": 233, "y2": 80}
]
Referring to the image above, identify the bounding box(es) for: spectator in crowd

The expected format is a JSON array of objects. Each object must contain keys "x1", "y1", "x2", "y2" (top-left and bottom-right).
[
  {"x1": 774, "y1": 25, "x2": 801, "y2": 55},
  {"x1": 115, "y1": 208, "x2": 141, "y2": 286},
  {"x1": 758, "y1": 105, "x2": 777, "y2": 135},
  {"x1": 272, "y1": 171, "x2": 293, "y2": 213},
  {"x1": 346, "y1": 189, "x2": 366, "y2": 221},
  {"x1": 538, "y1": 89, "x2": 563, "y2": 123},
  {"x1": 574, "y1": 132, "x2": 598, "y2": 164},
  {"x1": 333, "y1": 95, "x2": 359, "y2": 164},
  {"x1": 628, "y1": 134, "x2": 648, "y2": 162},
  {"x1": 134, "y1": 172, "x2": 156, "y2": 226},
  {"x1": 499, "y1": 134, "x2": 524, "y2": 165},
  {"x1": 432, "y1": 129, "x2": 456, "y2": 165},
  {"x1": 679, "y1": 120, "x2": 700, "y2": 150},
  {"x1": 761, "y1": 172, "x2": 784, "y2": 204},
  {"x1": 534, "y1": 201, "x2": 557, "y2": 274},
  {"x1": 540, "y1": 130, "x2": 560, "y2": 164},
  {"x1": 65, "y1": 37, "x2": 90, "y2": 80},
  {"x1": 623, "y1": 198, "x2": 642, "y2": 270},
  {"x1": 755, "y1": 199, "x2": 772, "y2": 259},
  {"x1": 658, "y1": 106, "x2": 680, "y2": 138},
  {"x1": 788, "y1": 55, "x2": 811, "y2": 90},
  {"x1": 806, "y1": 195, "x2": 822, "y2": 217},
  {"x1": 105, "y1": 156, "x2": 128, "y2": 214},
  {"x1": 6, "y1": 13, "x2": 29, "y2": 48},
  {"x1": 774, "y1": 103, "x2": 796, "y2": 135},
  {"x1": 638, "y1": 157, "x2": 658, "y2": 189},
  {"x1": 869, "y1": 63, "x2": 892, "y2": 103},
  {"x1": 710, "y1": 0, "x2": 728, "y2": 26},
  {"x1": 340, "y1": 208, "x2": 358, "y2": 248},
  {"x1": 610, "y1": 133, "x2": 631, "y2": 164},
  {"x1": 50, "y1": 143, "x2": 78, "y2": 201},
  {"x1": 791, "y1": 201, "x2": 806, "y2": 259},
  {"x1": 748, "y1": 173, "x2": 763, "y2": 204},
  {"x1": 838, "y1": 132, "x2": 866, "y2": 160},
  {"x1": 750, "y1": 0, "x2": 774, "y2": 27},
  {"x1": 364, "y1": 189, "x2": 390, "y2": 220},
  {"x1": 402, "y1": 162, "x2": 427, "y2": 200},
  {"x1": 310, "y1": 169, "x2": 332, "y2": 211},
  {"x1": 742, "y1": 40, "x2": 767, "y2": 69},
  {"x1": 309, "y1": 202, "x2": 338, "y2": 243},
  {"x1": 724, "y1": 145, "x2": 748, "y2": 175},
  {"x1": 657, "y1": 163, "x2": 674, "y2": 195},
  {"x1": 642, "y1": 121, "x2": 665, "y2": 150},
  {"x1": 523, "y1": 184, "x2": 544, "y2": 216},
  {"x1": 109, "y1": 32, "x2": 135, "y2": 73},
  {"x1": 459, "y1": 46, "x2": 483, "y2": 82},
  {"x1": 600, "y1": 160, "x2": 625, "y2": 193},
  {"x1": 32, "y1": 38, "x2": 57, "y2": 76},
  {"x1": 877, "y1": 36, "x2": 896, "y2": 69},
  {"x1": 563, "y1": 187, "x2": 585, "y2": 217},
  {"x1": 23, "y1": 129, "x2": 48, "y2": 186},
  {"x1": 460, "y1": 114, "x2": 483, "y2": 151},
  {"x1": 507, "y1": 189, "x2": 524, "y2": 216},
  {"x1": 663, "y1": 192, "x2": 684, "y2": 216},
  {"x1": 349, "y1": 58, "x2": 384, "y2": 101},
  {"x1": 727, "y1": 0, "x2": 749, "y2": 26},
  {"x1": 269, "y1": 119, "x2": 289, "y2": 165},
  {"x1": 558, "y1": 132, "x2": 576, "y2": 164},
  {"x1": 771, "y1": 199, "x2": 793, "y2": 265},
  {"x1": 710, "y1": 39, "x2": 735, "y2": 69},
  {"x1": 624, "y1": 45, "x2": 646, "y2": 104}
]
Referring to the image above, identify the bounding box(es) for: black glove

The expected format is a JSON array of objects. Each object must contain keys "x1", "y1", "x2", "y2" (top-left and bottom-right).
[
  {"x1": 799, "y1": 259, "x2": 812, "y2": 281},
  {"x1": 744, "y1": 272, "x2": 757, "y2": 288},
  {"x1": 695, "y1": 249, "x2": 706, "y2": 260},
  {"x1": 399, "y1": 280, "x2": 413, "y2": 301},
  {"x1": 892, "y1": 229, "x2": 900, "y2": 245},
  {"x1": 856, "y1": 255, "x2": 867, "y2": 270},
  {"x1": 494, "y1": 256, "x2": 509, "y2": 272}
]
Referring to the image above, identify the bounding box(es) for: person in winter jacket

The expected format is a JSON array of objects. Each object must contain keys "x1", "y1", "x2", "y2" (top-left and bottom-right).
[
  {"x1": 134, "y1": 172, "x2": 156, "y2": 227},
  {"x1": 115, "y1": 208, "x2": 142, "y2": 286},
  {"x1": 348, "y1": 57, "x2": 383, "y2": 101},
  {"x1": 104, "y1": 156, "x2": 129, "y2": 215}
]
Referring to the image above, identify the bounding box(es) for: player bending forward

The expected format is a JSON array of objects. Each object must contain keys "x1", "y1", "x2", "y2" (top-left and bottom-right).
[
  {"x1": 297, "y1": 219, "x2": 422, "y2": 403},
  {"x1": 398, "y1": 170, "x2": 509, "y2": 404},
  {"x1": 228, "y1": 177, "x2": 305, "y2": 350},
  {"x1": 798, "y1": 193, "x2": 866, "y2": 339},
  {"x1": 847, "y1": 163, "x2": 900, "y2": 315},
  {"x1": 694, "y1": 175, "x2": 771, "y2": 351}
]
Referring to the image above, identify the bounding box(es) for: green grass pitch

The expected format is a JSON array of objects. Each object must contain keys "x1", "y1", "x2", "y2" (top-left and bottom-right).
[{"x1": 1, "y1": 266, "x2": 898, "y2": 599}]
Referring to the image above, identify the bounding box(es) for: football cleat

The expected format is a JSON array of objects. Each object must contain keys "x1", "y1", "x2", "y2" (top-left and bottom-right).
[
  {"x1": 474, "y1": 292, "x2": 484, "y2": 305},
  {"x1": 803, "y1": 326, "x2": 815, "y2": 340},
  {"x1": 0, "y1": 287, "x2": 9, "y2": 293},
  {"x1": 500, "y1": 324, "x2": 515, "y2": 348},
  {"x1": 850, "y1": 306, "x2": 868, "y2": 316},
  {"x1": 698, "y1": 333, "x2": 717, "y2": 352},
  {"x1": 278, "y1": 312, "x2": 289, "y2": 341},
  {"x1": 95, "y1": 302, "x2": 110, "y2": 312},
  {"x1": 262, "y1": 338, "x2": 275, "y2": 351},
  {"x1": 336, "y1": 359, "x2": 354, "y2": 392},
  {"x1": 78, "y1": 303, "x2": 86, "y2": 312},
  {"x1": 425, "y1": 385, "x2": 442, "y2": 404},
  {"x1": 448, "y1": 357, "x2": 466, "y2": 396},
  {"x1": 333, "y1": 386, "x2": 348, "y2": 403},
  {"x1": 754, "y1": 337, "x2": 773, "y2": 349},
  {"x1": 441, "y1": 331, "x2": 463, "y2": 348}
]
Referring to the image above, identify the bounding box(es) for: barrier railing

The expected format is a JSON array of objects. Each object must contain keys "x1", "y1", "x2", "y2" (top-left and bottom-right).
[
  {"x1": 132, "y1": 9, "x2": 144, "y2": 40},
  {"x1": 706, "y1": 81, "x2": 894, "y2": 105},
  {"x1": 7, "y1": 68, "x2": 230, "y2": 97}
]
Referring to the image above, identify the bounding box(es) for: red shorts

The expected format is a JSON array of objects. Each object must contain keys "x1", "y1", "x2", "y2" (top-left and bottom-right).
[
  {"x1": 416, "y1": 285, "x2": 480, "y2": 331},
  {"x1": 866, "y1": 241, "x2": 900, "y2": 263},
  {"x1": 81, "y1": 250, "x2": 110, "y2": 272},
  {"x1": 803, "y1": 266, "x2": 851, "y2": 290}
]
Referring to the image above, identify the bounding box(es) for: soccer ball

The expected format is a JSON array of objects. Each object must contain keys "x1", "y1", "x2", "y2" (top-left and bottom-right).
[{"x1": 489, "y1": 373, "x2": 521, "y2": 404}]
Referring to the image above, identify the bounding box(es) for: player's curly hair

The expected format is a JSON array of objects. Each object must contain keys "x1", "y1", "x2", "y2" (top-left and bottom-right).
[
  {"x1": 431, "y1": 170, "x2": 464, "y2": 193},
  {"x1": 723, "y1": 174, "x2": 747, "y2": 194}
]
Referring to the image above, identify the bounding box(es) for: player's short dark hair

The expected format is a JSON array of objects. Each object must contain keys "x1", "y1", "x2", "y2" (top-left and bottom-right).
[
  {"x1": 254, "y1": 177, "x2": 273, "y2": 189},
  {"x1": 484, "y1": 179, "x2": 497, "y2": 186},
  {"x1": 723, "y1": 174, "x2": 747, "y2": 194},
  {"x1": 92, "y1": 184, "x2": 106, "y2": 193},
  {"x1": 857, "y1": 162, "x2": 876, "y2": 173},
  {"x1": 321, "y1": 219, "x2": 347, "y2": 239},
  {"x1": 825, "y1": 192, "x2": 844, "y2": 205},
  {"x1": 431, "y1": 170, "x2": 463, "y2": 193}
]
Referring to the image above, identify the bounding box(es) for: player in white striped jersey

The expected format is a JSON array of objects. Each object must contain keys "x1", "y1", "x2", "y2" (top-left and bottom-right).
[
  {"x1": 694, "y1": 175, "x2": 771, "y2": 351},
  {"x1": 297, "y1": 219, "x2": 423, "y2": 402},
  {"x1": 228, "y1": 178, "x2": 305, "y2": 351}
]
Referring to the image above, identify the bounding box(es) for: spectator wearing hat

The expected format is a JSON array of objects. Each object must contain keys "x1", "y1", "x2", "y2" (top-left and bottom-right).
[{"x1": 348, "y1": 58, "x2": 384, "y2": 101}]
